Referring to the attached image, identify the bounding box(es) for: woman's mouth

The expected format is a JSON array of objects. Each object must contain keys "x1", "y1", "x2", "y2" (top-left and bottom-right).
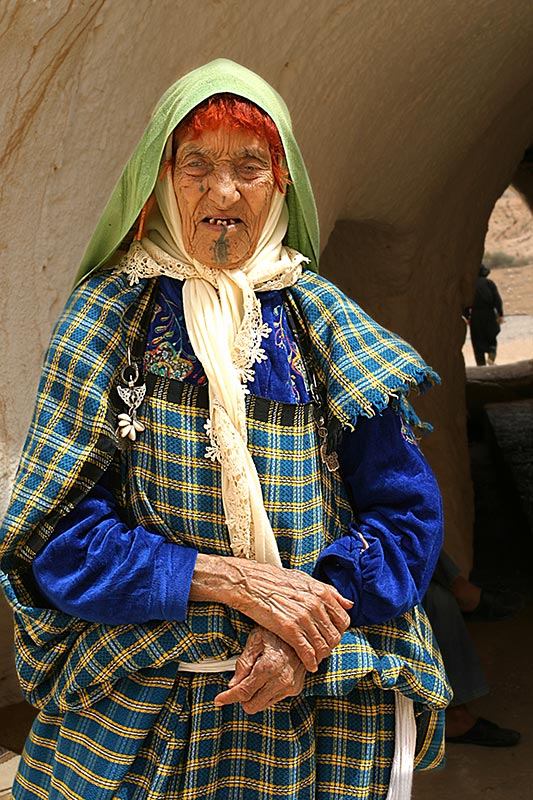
[{"x1": 202, "y1": 217, "x2": 241, "y2": 228}]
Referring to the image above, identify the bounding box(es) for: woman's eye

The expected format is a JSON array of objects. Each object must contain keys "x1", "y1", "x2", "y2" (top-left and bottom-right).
[
  {"x1": 183, "y1": 160, "x2": 209, "y2": 176},
  {"x1": 238, "y1": 163, "x2": 262, "y2": 178}
]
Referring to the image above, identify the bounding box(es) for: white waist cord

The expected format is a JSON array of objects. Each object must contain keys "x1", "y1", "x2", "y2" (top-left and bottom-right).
[
  {"x1": 385, "y1": 693, "x2": 416, "y2": 800},
  {"x1": 177, "y1": 657, "x2": 238, "y2": 673}
]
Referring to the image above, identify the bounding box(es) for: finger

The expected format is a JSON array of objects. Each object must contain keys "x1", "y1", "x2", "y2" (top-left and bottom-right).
[
  {"x1": 282, "y1": 582, "x2": 352, "y2": 638},
  {"x1": 284, "y1": 596, "x2": 346, "y2": 658},
  {"x1": 308, "y1": 602, "x2": 347, "y2": 641},
  {"x1": 313, "y1": 584, "x2": 354, "y2": 624},
  {"x1": 228, "y1": 632, "x2": 263, "y2": 687},
  {"x1": 240, "y1": 684, "x2": 282, "y2": 714},
  {"x1": 318, "y1": 582, "x2": 355, "y2": 609},
  {"x1": 266, "y1": 593, "x2": 334, "y2": 663},
  {"x1": 269, "y1": 611, "x2": 335, "y2": 669},
  {"x1": 228, "y1": 658, "x2": 253, "y2": 689},
  {"x1": 215, "y1": 670, "x2": 269, "y2": 707},
  {"x1": 240, "y1": 669, "x2": 304, "y2": 714},
  {"x1": 292, "y1": 609, "x2": 349, "y2": 665},
  {"x1": 273, "y1": 629, "x2": 318, "y2": 672},
  {"x1": 312, "y1": 605, "x2": 351, "y2": 647},
  {"x1": 309, "y1": 619, "x2": 343, "y2": 658},
  {"x1": 339, "y1": 595, "x2": 355, "y2": 609},
  {"x1": 312, "y1": 596, "x2": 352, "y2": 639},
  {"x1": 214, "y1": 685, "x2": 245, "y2": 707}
]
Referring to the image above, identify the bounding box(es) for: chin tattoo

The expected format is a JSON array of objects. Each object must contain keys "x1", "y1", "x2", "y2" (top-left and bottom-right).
[{"x1": 211, "y1": 228, "x2": 230, "y2": 264}]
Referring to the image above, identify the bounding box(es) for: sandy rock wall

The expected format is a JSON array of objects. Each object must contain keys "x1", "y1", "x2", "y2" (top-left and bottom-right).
[{"x1": 1, "y1": 0, "x2": 533, "y2": 706}]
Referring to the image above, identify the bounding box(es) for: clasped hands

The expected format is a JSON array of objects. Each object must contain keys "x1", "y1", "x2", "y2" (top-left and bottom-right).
[
  {"x1": 214, "y1": 625, "x2": 307, "y2": 713},
  {"x1": 189, "y1": 555, "x2": 352, "y2": 713}
]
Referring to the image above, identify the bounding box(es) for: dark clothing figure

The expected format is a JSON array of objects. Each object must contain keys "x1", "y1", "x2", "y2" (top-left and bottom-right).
[
  {"x1": 423, "y1": 552, "x2": 488, "y2": 706},
  {"x1": 468, "y1": 265, "x2": 504, "y2": 366},
  {"x1": 423, "y1": 550, "x2": 521, "y2": 747}
]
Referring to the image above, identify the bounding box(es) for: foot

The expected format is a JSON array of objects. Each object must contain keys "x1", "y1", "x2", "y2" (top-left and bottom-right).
[
  {"x1": 446, "y1": 714, "x2": 520, "y2": 747},
  {"x1": 449, "y1": 575, "x2": 481, "y2": 613},
  {"x1": 463, "y1": 587, "x2": 524, "y2": 621},
  {"x1": 450, "y1": 577, "x2": 524, "y2": 620},
  {"x1": 445, "y1": 704, "x2": 477, "y2": 738}
]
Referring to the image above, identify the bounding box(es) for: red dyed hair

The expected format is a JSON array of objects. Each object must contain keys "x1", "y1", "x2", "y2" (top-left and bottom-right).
[{"x1": 174, "y1": 94, "x2": 289, "y2": 191}]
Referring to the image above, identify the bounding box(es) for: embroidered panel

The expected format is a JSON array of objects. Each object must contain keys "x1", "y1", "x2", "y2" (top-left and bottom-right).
[{"x1": 143, "y1": 278, "x2": 310, "y2": 403}]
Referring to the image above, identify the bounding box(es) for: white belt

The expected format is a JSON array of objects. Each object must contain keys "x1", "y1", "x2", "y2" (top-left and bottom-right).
[{"x1": 177, "y1": 657, "x2": 238, "y2": 673}]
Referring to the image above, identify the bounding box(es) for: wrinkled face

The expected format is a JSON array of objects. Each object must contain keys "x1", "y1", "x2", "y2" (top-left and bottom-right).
[{"x1": 173, "y1": 124, "x2": 276, "y2": 269}]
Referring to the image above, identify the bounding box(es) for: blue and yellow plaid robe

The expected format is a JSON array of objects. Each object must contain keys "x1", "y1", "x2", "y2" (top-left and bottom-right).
[{"x1": 0, "y1": 270, "x2": 451, "y2": 800}]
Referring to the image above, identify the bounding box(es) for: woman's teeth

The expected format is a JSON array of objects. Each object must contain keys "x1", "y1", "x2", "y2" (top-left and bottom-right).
[{"x1": 208, "y1": 218, "x2": 237, "y2": 226}]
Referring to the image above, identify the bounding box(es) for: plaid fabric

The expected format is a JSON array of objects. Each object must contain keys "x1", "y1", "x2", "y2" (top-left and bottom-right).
[
  {"x1": 289, "y1": 272, "x2": 439, "y2": 430},
  {"x1": 0, "y1": 270, "x2": 450, "y2": 799},
  {"x1": 0, "y1": 272, "x2": 156, "y2": 572},
  {"x1": 16, "y1": 678, "x2": 400, "y2": 800}
]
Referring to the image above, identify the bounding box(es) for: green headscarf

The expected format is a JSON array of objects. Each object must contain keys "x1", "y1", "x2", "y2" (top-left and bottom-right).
[{"x1": 74, "y1": 59, "x2": 319, "y2": 287}]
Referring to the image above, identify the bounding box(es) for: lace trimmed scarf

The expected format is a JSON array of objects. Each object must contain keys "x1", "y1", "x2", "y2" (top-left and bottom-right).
[{"x1": 119, "y1": 137, "x2": 308, "y2": 568}]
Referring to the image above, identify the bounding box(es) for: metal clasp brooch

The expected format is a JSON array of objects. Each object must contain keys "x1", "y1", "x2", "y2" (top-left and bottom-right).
[
  {"x1": 116, "y1": 347, "x2": 146, "y2": 442},
  {"x1": 316, "y1": 415, "x2": 340, "y2": 472}
]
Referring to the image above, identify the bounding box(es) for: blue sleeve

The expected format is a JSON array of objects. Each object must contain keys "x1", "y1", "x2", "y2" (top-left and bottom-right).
[
  {"x1": 313, "y1": 406, "x2": 443, "y2": 626},
  {"x1": 31, "y1": 479, "x2": 198, "y2": 625}
]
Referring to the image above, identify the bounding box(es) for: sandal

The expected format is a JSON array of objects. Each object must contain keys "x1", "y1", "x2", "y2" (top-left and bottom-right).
[{"x1": 446, "y1": 717, "x2": 520, "y2": 747}]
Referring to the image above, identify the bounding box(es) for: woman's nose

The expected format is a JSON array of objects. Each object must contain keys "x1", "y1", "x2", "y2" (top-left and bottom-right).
[{"x1": 209, "y1": 165, "x2": 240, "y2": 206}]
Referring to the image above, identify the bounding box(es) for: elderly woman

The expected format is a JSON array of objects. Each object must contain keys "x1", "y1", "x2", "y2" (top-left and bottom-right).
[{"x1": 0, "y1": 60, "x2": 449, "y2": 800}]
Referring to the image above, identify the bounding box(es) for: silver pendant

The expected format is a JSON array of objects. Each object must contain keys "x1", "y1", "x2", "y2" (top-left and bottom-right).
[{"x1": 116, "y1": 348, "x2": 146, "y2": 443}]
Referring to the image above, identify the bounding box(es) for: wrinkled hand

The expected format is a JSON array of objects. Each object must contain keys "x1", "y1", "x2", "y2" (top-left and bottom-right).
[
  {"x1": 190, "y1": 555, "x2": 353, "y2": 672},
  {"x1": 215, "y1": 626, "x2": 307, "y2": 713},
  {"x1": 230, "y1": 562, "x2": 353, "y2": 672}
]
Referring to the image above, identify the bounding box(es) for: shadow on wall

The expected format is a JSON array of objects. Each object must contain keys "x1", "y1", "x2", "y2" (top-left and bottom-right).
[
  {"x1": 0, "y1": 592, "x2": 21, "y2": 707},
  {"x1": 319, "y1": 219, "x2": 417, "y2": 333}
]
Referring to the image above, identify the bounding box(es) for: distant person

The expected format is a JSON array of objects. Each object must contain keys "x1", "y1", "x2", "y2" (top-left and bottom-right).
[{"x1": 465, "y1": 264, "x2": 504, "y2": 366}]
